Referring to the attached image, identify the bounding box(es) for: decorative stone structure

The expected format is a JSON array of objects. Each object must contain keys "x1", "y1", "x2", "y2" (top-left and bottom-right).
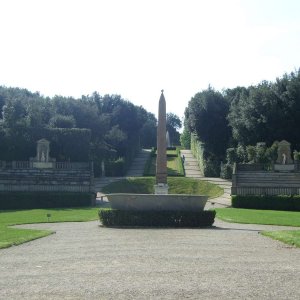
[
  {"x1": 274, "y1": 140, "x2": 294, "y2": 171},
  {"x1": 276, "y1": 140, "x2": 293, "y2": 164},
  {"x1": 154, "y1": 90, "x2": 168, "y2": 194},
  {"x1": 31, "y1": 139, "x2": 56, "y2": 169},
  {"x1": 107, "y1": 194, "x2": 208, "y2": 211},
  {"x1": 166, "y1": 131, "x2": 171, "y2": 148},
  {"x1": 232, "y1": 140, "x2": 300, "y2": 196},
  {"x1": 0, "y1": 139, "x2": 94, "y2": 194}
]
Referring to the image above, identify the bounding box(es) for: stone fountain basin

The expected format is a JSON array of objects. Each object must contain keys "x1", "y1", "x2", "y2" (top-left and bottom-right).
[{"x1": 106, "y1": 194, "x2": 208, "y2": 211}]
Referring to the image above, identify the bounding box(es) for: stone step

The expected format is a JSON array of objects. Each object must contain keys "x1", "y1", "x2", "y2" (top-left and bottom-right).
[{"x1": 126, "y1": 149, "x2": 151, "y2": 177}]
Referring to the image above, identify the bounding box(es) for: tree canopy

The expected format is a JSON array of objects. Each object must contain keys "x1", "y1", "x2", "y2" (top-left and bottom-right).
[
  {"x1": 185, "y1": 86, "x2": 230, "y2": 158},
  {"x1": 0, "y1": 86, "x2": 157, "y2": 175},
  {"x1": 184, "y1": 69, "x2": 300, "y2": 156}
]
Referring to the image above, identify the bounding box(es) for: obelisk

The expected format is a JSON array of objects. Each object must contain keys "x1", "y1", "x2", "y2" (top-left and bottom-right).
[{"x1": 154, "y1": 90, "x2": 168, "y2": 194}]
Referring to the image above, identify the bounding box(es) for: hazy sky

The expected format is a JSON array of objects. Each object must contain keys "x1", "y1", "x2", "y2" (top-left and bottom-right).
[{"x1": 1, "y1": 0, "x2": 300, "y2": 119}]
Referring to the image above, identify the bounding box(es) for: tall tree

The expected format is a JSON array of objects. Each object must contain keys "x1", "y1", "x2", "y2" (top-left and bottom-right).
[
  {"x1": 186, "y1": 87, "x2": 230, "y2": 158},
  {"x1": 166, "y1": 113, "x2": 182, "y2": 146}
]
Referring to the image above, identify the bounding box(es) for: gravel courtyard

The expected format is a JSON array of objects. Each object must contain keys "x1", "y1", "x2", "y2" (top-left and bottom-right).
[{"x1": 0, "y1": 219, "x2": 300, "y2": 300}]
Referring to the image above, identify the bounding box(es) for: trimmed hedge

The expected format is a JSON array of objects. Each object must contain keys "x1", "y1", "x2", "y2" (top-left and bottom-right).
[
  {"x1": 99, "y1": 209, "x2": 216, "y2": 227},
  {"x1": 0, "y1": 192, "x2": 95, "y2": 210},
  {"x1": 0, "y1": 127, "x2": 91, "y2": 162},
  {"x1": 105, "y1": 157, "x2": 126, "y2": 176},
  {"x1": 232, "y1": 195, "x2": 300, "y2": 211}
]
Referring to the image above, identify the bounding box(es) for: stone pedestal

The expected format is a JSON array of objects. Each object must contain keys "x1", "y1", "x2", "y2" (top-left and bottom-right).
[
  {"x1": 154, "y1": 183, "x2": 169, "y2": 195},
  {"x1": 274, "y1": 164, "x2": 295, "y2": 172},
  {"x1": 32, "y1": 162, "x2": 55, "y2": 169}
]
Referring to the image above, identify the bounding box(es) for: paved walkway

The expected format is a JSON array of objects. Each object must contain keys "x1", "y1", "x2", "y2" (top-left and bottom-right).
[
  {"x1": 181, "y1": 149, "x2": 231, "y2": 209},
  {"x1": 1, "y1": 220, "x2": 299, "y2": 299}
]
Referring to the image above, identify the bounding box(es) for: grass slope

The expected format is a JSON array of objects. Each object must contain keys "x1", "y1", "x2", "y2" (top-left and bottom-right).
[
  {"x1": 262, "y1": 230, "x2": 300, "y2": 248},
  {"x1": 0, "y1": 207, "x2": 99, "y2": 249},
  {"x1": 215, "y1": 208, "x2": 300, "y2": 227},
  {"x1": 102, "y1": 177, "x2": 223, "y2": 199},
  {"x1": 216, "y1": 208, "x2": 300, "y2": 248},
  {"x1": 144, "y1": 149, "x2": 184, "y2": 176}
]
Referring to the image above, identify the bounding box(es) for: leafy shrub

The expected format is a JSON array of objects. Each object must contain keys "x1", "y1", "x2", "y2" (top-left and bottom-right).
[
  {"x1": 0, "y1": 127, "x2": 91, "y2": 162},
  {"x1": 232, "y1": 195, "x2": 300, "y2": 211},
  {"x1": 99, "y1": 209, "x2": 216, "y2": 227},
  {"x1": 48, "y1": 114, "x2": 76, "y2": 128},
  {"x1": 0, "y1": 192, "x2": 95, "y2": 210},
  {"x1": 246, "y1": 145, "x2": 256, "y2": 163},
  {"x1": 294, "y1": 150, "x2": 300, "y2": 161},
  {"x1": 105, "y1": 157, "x2": 126, "y2": 176},
  {"x1": 226, "y1": 148, "x2": 237, "y2": 165},
  {"x1": 190, "y1": 134, "x2": 220, "y2": 177},
  {"x1": 220, "y1": 163, "x2": 233, "y2": 179}
]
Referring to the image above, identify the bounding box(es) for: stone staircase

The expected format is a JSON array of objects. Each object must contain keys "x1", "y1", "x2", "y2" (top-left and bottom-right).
[
  {"x1": 126, "y1": 149, "x2": 151, "y2": 177},
  {"x1": 180, "y1": 149, "x2": 203, "y2": 178},
  {"x1": 180, "y1": 149, "x2": 231, "y2": 208},
  {"x1": 94, "y1": 149, "x2": 151, "y2": 194}
]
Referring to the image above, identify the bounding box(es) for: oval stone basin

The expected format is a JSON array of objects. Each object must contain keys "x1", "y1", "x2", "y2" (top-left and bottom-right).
[{"x1": 106, "y1": 194, "x2": 208, "y2": 211}]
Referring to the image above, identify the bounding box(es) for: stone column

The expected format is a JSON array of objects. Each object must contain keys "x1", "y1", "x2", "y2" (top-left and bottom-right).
[{"x1": 155, "y1": 90, "x2": 168, "y2": 194}]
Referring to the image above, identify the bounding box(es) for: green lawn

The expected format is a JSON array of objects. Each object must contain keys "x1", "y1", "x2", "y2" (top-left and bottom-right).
[
  {"x1": 215, "y1": 208, "x2": 300, "y2": 227},
  {"x1": 262, "y1": 230, "x2": 300, "y2": 248},
  {"x1": 144, "y1": 150, "x2": 184, "y2": 177},
  {"x1": 216, "y1": 208, "x2": 300, "y2": 248},
  {"x1": 0, "y1": 207, "x2": 99, "y2": 249},
  {"x1": 102, "y1": 177, "x2": 223, "y2": 199}
]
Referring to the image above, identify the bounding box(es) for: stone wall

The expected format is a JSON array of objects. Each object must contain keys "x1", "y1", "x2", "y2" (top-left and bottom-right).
[
  {"x1": 232, "y1": 164, "x2": 300, "y2": 196},
  {"x1": 0, "y1": 162, "x2": 94, "y2": 193}
]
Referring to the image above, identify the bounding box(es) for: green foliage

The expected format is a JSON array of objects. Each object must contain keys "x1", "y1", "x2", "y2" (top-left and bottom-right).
[
  {"x1": 262, "y1": 230, "x2": 300, "y2": 248},
  {"x1": 0, "y1": 192, "x2": 94, "y2": 210},
  {"x1": 246, "y1": 145, "x2": 256, "y2": 162},
  {"x1": 186, "y1": 86, "x2": 230, "y2": 158},
  {"x1": 215, "y1": 208, "x2": 300, "y2": 227},
  {"x1": 143, "y1": 149, "x2": 185, "y2": 177},
  {"x1": 236, "y1": 145, "x2": 247, "y2": 163},
  {"x1": 226, "y1": 148, "x2": 237, "y2": 165},
  {"x1": 221, "y1": 141, "x2": 279, "y2": 179},
  {"x1": 231, "y1": 195, "x2": 300, "y2": 211},
  {"x1": 102, "y1": 177, "x2": 223, "y2": 199},
  {"x1": 166, "y1": 112, "x2": 182, "y2": 146},
  {"x1": 46, "y1": 128, "x2": 91, "y2": 161},
  {"x1": 180, "y1": 125, "x2": 191, "y2": 149},
  {"x1": 99, "y1": 209, "x2": 216, "y2": 227},
  {"x1": 139, "y1": 117, "x2": 157, "y2": 148},
  {"x1": 293, "y1": 150, "x2": 300, "y2": 161},
  {"x1": 105, "y1": 157, "x2": 126, "y2": 176},
  {"x1": 48, "y1": 114, "x2": 76, "y2": 128},
  {"x1": 228, "y1": 70, "x2": 300, "y2": 148},
  {"x1": 220, "y1": 163, "x2": 233, "y2": 179},
  {"x1": 190, "y1": 134, "x2": 220, "y2": 177},
  {"x1": 0, "y1": 86, "x2": 157, "y2": 173}
]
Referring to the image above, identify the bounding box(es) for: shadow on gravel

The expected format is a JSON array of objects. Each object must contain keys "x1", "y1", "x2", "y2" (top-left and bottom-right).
[
  {"x1": 98, "y1": 225, "x2": 259, "y2": 232},
  {"x1": 210, "y1": 226, "x2": 260, "y2": 232}
]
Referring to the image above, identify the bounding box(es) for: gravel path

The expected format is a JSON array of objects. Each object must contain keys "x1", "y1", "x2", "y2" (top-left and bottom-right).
[{"x1": 1, "y1": 219, "x2": 300, "y2": 299}]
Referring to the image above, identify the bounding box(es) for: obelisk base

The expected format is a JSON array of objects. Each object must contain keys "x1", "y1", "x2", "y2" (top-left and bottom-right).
[{"x1": 154, "y1": 183, "x2": 169, "y2": 195}]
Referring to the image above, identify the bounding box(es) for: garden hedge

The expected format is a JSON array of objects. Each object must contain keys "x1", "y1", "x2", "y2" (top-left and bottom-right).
[
  {"x1": 232, "y1": 195, "x2": 300, "y2": 211},
  {"x1": 0, "y1": 192, "x2": 95, "y2": 210},
  {"x1": 99, "y1": 209, "x2": 216, "y2": 227}
]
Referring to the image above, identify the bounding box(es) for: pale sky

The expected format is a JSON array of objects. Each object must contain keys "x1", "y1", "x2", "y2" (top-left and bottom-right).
[{"x1": 1, "y1": 0, "x2": 300, "y2": 120}]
